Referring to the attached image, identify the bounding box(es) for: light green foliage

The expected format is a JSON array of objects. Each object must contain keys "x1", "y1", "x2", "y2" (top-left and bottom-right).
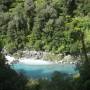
[
  {"x1": 0, "y1": 1, "x2": 90, "y2": 90},
  {"x1": 0, "y1": 0, "x2": 90, "y2": 54}
]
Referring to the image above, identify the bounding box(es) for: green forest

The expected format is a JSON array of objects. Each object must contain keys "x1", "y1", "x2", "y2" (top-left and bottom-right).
[
  {"x1": 0, "y1": 0, "x2": 90, "y2": 90},
  {"x1": 0, "y1": 0, "x2": 90, "y2": 54}
]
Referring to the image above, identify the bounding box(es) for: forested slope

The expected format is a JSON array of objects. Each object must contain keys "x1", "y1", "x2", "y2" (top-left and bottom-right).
[
  {"x1": 0, "y1": 1, "x2": 90, "y2": 90},
  {"x1": 0, "y1": 0, "x2": 90, "y2": 54}
]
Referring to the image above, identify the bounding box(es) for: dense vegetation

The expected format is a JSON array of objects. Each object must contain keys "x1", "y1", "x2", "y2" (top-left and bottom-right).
[
  {"x1": 0, "y1": 42, "x2": 90, "y2": 90},
  {"x1": 0, "y1": 0, "x2": 90, "y2": 54},
  {"x1": 0, "y1": 0, "x2": 90, "y2": 90},
  {"x1": 0, "y1": 40, "x2": 28, "y2": 90}
]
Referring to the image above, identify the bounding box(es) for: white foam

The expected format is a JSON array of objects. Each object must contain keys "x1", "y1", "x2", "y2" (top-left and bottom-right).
[
  {"x1": 5, "y1": 55, "x2": 54, "y2": 65},
  {"x1": 19, "y1": 58, "x2": 54, "y2": 65},
  {"x1": 5, "y1": 55, "x2": 15, "y2": 64}
]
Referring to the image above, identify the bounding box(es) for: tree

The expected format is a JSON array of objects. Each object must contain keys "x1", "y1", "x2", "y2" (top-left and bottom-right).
[
  {"x1": 67, "y1": 16, "x2": 90, "y2": 61},
  {"x1": 67, "y1": 16, "x2": 90, "y2": 90},
  {"x1": 67, "y1": 0, "x2": 77, "y2": 16},
  {"x1": 0, "y1": 38, "x2": 28, "y2": 90},
  {"x1": 24, "y1": 0, "x2": 35, "y2": 31},
  {"x1": 0, "y1": 0, "x2": 14, "y2": 12},
  {"x1": 75, "y1": 0, "x2": 90, "y2": 16}
]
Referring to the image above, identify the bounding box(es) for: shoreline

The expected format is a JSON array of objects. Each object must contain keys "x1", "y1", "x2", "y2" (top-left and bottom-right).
[
  {"x1": 5, "y1": 55, "x2": 55, "y2": 65},
  {"x1": 19, "y1": 58, "x2": 54, "y2": 65},
  {"x1": 5, "y1": 54, "x2": 78, "y2": 65}
]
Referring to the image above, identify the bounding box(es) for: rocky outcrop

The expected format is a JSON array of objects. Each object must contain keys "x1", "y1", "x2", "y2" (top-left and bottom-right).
[{"x1": 5, "y1": 50, "x2": 80, "y2": 65}]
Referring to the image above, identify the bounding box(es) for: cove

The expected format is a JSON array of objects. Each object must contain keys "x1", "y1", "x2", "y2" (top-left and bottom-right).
[{"x1": 11, "y1": 63, "x2": 78, "y2": 79}]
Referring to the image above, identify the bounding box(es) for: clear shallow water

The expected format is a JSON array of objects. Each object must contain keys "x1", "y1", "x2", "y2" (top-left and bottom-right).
[{"x1": 11, "y1": 63, "x2": 77, "y2": 79}]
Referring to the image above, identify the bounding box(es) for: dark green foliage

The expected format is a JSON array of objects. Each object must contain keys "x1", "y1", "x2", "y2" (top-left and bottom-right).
[
  {"x1": 26, "y1": 72, "x2": 74, "y2": 90},
  {"x1": 0, "y1": 0, "x2": 14, "y2": 12},
  {"x1": 0, "y1": 0, "x2": 90, "y2": 53},
  {"x1": 0, "y1": 67, "x2": 28, "y2": 90},
  {"x1": 24, "y1": 0, "x2": 35, "y2": 16},
  {"x1": 66, "y1": 0, "x2": 77, "y2": 16},
  {"x1": 75, "y1": 0, "x2": 90, "y2": 16},
  {"x1": 0, "y1": 0, "x2": 90, "y2": 90},
  {"x1": 0, "y1": 39, "x2": 28, "y2": 90},
  {"x1": 74, "y1": 60, "x2": 90, "y2": 90}
]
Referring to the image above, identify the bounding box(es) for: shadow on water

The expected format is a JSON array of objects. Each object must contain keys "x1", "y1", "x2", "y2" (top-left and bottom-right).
[{"x1": 11, "y1": 63, "x2": 78, "y2": 79}]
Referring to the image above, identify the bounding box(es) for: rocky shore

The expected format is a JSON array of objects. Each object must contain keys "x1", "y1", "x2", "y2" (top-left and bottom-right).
[{"x1": 5, "y1": 50, "x2": 80, "y2": 65}]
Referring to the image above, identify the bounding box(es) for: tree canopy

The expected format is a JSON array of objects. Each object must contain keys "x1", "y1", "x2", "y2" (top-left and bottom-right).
[{"x1": 0, "y1": 0, "x2": 90, "y2": 54}]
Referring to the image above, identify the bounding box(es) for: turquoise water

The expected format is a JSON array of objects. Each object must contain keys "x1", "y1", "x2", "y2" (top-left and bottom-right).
[{"x1": 11, "y1": 63, "x2": 77, "y2": 79}]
